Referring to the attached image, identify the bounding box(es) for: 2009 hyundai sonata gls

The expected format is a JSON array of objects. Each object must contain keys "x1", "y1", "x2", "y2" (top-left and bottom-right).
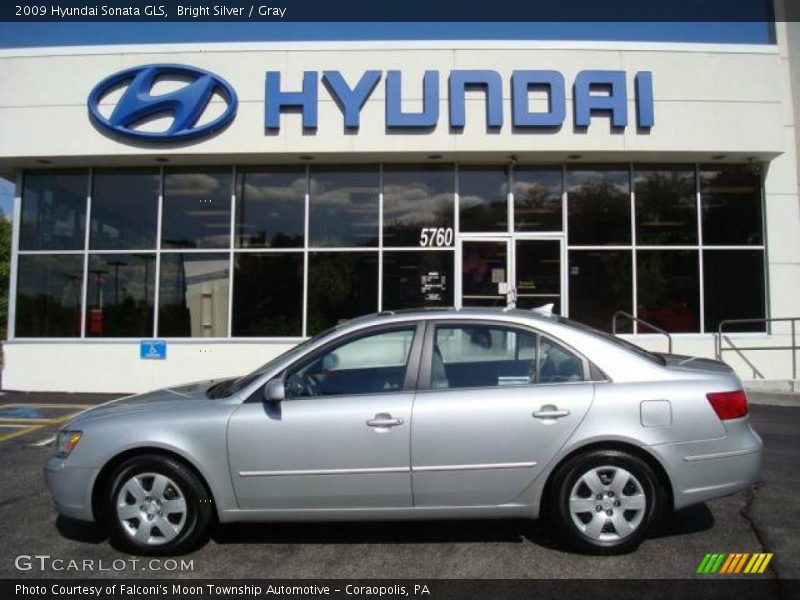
[{"x1": 45, "y1": 308, "x2": 762, "y2": 555}]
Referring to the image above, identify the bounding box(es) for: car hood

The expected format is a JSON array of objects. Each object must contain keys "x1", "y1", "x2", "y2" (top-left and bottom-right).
[{"x1": 67, "y1": 378, "x2": 234, "y2": 425}]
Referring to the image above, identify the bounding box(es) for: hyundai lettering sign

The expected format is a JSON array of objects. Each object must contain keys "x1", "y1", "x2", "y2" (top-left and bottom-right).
[{"x1": 88, "y1": 64, "x2": 654, "y2": 144}]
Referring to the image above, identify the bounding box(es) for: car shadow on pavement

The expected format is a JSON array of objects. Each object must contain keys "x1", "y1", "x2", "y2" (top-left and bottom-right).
[
  {"x1": 649, "y1": 503, "x2": 715, "y2": 539},
  {"x1": 56, "y1": 504, "x2": 714, "y2": 550},
  {"x1": 56, "y1": 516, "x2": 108, "y2": 544},
  {"x1": 211, "y1": 518, "x2": 534, "y2": 545}
]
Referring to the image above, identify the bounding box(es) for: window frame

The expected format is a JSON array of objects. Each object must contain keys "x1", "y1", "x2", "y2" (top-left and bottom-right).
[
  {"x1": 275, "y1": 321, "x2": 426, "y2": 401},
  {"x1": 416, "y1": 319, "x2": 595, "y2": 392}
]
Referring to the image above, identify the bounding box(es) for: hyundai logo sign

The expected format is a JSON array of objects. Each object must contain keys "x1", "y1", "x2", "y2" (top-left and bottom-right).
[{"x1": 88, "y1": 64, "x2": 238, "y2": 143}]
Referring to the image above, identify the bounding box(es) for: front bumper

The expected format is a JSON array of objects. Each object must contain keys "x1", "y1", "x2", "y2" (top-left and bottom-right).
[
  {"x1": 649, "y1": 418, "x2": 763, "y2": 510},
  {"x1": 43, "y1": 455, "x2": 98, "y2": 522}
]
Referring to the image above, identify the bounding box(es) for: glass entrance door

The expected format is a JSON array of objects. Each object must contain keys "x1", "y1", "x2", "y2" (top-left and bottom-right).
[
  {"x1": 514, "y1": 238, "x2": 562, "y2": 314},
  {"x1": 460, "y1": 239, "x2": 510, "y2": 307},
  {"x1": 458, "y1": 237, "x2": 563, "y2": 312}
]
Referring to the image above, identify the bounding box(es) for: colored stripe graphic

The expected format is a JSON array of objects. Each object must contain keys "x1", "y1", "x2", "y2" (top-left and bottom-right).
[
  {"x1": 719, "y1": 554, "x2": 736, "y2": 574},
  {"x1": 758, "y1": 554, "x2": 773, "y2": 573},
  {"x1": 699, "y1": 552, "x2": 773, "y2": 575},
  {"x1": 696, "y1": 554, "x2": 712, "y2": 574}
]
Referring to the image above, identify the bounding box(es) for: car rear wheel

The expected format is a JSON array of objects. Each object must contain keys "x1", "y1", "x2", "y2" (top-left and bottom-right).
[
  {"x1": 104, "y1": 454, "x2": 212, "y2": 555},
  {"x1": 548, "y1": 449, "x2": 665, "y2": 554}
]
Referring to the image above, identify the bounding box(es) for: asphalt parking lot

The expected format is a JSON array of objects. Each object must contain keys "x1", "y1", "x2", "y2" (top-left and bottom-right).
[{"x1": 0, "y1": 391, "x2": 797, "y2": 582}]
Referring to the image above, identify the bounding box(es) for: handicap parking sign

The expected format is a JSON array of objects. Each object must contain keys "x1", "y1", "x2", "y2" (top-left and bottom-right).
[{"x1": 140, "y1": 340, "x2": 167, "y2": 360}]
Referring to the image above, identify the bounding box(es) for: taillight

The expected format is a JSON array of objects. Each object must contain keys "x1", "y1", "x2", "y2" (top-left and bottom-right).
[{"x1": 706, "y1": 390, "x2": 749, "y2": 420}]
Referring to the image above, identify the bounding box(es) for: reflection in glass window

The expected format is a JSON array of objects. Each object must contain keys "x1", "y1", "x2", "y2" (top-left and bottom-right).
[
  {"x1": 432, "y1": 325, "x2": 538, "y2": 389},
  {"x1": 232, "y1": 253, "x2": 303, "y2": 336},
  {"x1": 539, "y1": 337, "x2": 585, "y2": 383},
  {"x1": 307, "y1": 252, "x2": 378, "y2": 334},
  {"x1": 15, "y1": 254, "x2": 83, "y2": 337},
  {"x1": 637, "y1": 250, "x2": 700, "y2": 333},
  {"x1": 704, "y1": 250, "x2": 765, "y2": 332},
  {"x1": 162, "y1": 168, "x2": 232, "y2": 249},
  {"x1": 383, "y1": 165, "x2": 454, "y2": 247},
  {"x1": 515, "y1": 239, "x2": 561, "y2": 313},
  {"x1": 568, "y1": 250, "x2": 632, "y2": 332},
  {"x1": 634, "y1": 166, "x2": 697, "y2": 245},
  {"x1": 309, "y1": 167, "x2": 379, "y2": 247},
  {"x1": 700, "y1": 165, "x2": 763, "y2": 245},
  {"x1": 158, "y1": 253, "x2": 229, "y2": 337},
  {"x1": 382, "y1": 250, "x2": 454, "y2": 310},
  {"x1": 513, "y1": 167, "x2": 562, "y2": 232},
  {"x1": 459, "y1": 166, "x2": 509, "y2": 232},
  {"x1": 90, "y1": 169, "x2": 160, "y2": 250},
  {"x1": 567, "y1": 167, "x2": 630, "y2": 246},
  {"x1": 286, "y1": 327, "x2": 415, "y2": 398},
  {"x1": 21, "y1": 170, "x2": 87, "y2": 250},
  {"x1": 236, "y1": 167, "x2": 305, "y2": 248},
  {"x1": 86, "y1": 254, "x2": 155, "y2": 337}
]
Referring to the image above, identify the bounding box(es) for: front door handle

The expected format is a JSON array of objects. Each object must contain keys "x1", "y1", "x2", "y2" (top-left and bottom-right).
[
  {"x1": 532, "y1": 405, "x2": 571, "y2": 419},
  {"x1": 366, "y1": 413, "x2": 404, "y2": 428}
]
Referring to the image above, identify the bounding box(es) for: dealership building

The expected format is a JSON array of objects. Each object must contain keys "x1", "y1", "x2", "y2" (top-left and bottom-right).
[{"x1": 0, "y1": 21, "x2": 799, "y2": 393}]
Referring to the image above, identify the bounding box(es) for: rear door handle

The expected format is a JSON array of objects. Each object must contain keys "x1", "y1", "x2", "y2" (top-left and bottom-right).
[
  {"x1": 366, "y1": 413, "x2": 404, "y2": 428},
  {"x1": 532, "y1": 405, "x2": 571, "y2": 419}
]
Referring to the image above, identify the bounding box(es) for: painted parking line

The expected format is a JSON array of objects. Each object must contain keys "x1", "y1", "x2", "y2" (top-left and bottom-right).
[
  {"x1": 0, "y1": 403, "x2": 92, "y2": 425},
  {"x1": 0, "y1": 423, "x2": 45, "y2": 443}
]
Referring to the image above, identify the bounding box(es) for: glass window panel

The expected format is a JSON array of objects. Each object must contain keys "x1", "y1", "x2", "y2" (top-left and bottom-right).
[
  {"x1": 566, "y1": 166, "x2": 631, "y2": 246},
  {"x1": 382, "y1": 250, "x2": 454, "y2": 310},
  {"x1": 458, "y1": 165, "x2": 509, "y2": 232},
  {"x1": 637, "y1": 250, "x2": 700, "y2": 333},
  {"x1": 513, "y1": 167, "x2": 563, "y2": 232},
  {"x1": 86, "y1": 253, "x2": 155, "y2": 337},
  {"x1": 235, "y1": 167, "x2": 305, "y2": 248},
  {"x1": 432, "y1": 325, "x2": 538, "y2": 389},
  {"x1": 515, "y1": 239, "x2": 561, "y2": 314},
  {"x1": 700, "y1": 165, "x2": 763, "y2": 245},
  {"x1": 90, "y1": 168, "x2": 159, "y2": 250},
  {"x1": 15, "y1": 254, "x2": 83, "y2": 337},
  {"x1": 309, "y1": 166, "x2": 379, "y2": 247},
  {"x1": 232, "y1": 252, "x2": 303, "y2": 336},
  {"x1": 286, "y1": 327, "x2": 415, "y2": 398},
  {"x1": 162, "y1": 168, "x2": 232, "y2": 249},
  {"x1": 158, "y1": 253, "x2": 230, "y2": 337},
  {"x1": 462, "y1": 240, "x2": 508, "y2": 307},
  {"x1": 568, "y1": 250, "x2": 632, "y2": 333},
  {"x1": 634, "y1": 165, "x2": 697, "y2": 245},
  {"x1": 307, "y1": 252, "x2": 378, "y2": 334},
  {"x1": 539, "y1": 337, "x2": 585, "y2": 383},
  {"x1": 703, "y1": 250, "x2": 766, "y2": 333},
  {"x1": 383, "y1": 165, "x2": 454, "y2": 247},
  {"x1": 21, "y1": 169, "x2": 88, "y2": 251}
]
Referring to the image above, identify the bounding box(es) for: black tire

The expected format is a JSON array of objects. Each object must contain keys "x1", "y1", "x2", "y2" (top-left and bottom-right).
[
  {"x1": 547, "y1": 449, "x2": 665, "y2": 555},
  {"x1": 103, "y1": 454, "x2": 212, "y2": 556}
]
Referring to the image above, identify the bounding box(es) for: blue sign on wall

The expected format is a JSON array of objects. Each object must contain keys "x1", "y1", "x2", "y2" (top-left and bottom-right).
[
  {"x1": 88, "y1": 64, "x2": 238, "y2": 143},
  {"x1": 140, "y1": 340, "x2": 167, "y2": 360}
]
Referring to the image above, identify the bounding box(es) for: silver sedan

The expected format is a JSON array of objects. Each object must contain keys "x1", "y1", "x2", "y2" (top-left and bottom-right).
[{"x1": 44, "y1": 308, "x2": 762, "y2": 555}]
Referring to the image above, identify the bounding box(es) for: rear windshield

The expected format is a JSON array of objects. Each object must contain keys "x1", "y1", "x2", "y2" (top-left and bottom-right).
[{"x1": 551, "y1": 316, "x2": 666, "y2": 366}]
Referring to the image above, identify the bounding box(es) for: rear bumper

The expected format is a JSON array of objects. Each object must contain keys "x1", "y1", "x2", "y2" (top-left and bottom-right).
[
  {"x1": 43, "y1": 455, "x2": 98, "y2": 522},
  {"x1": 649, "y1": 418, "x2": 763, "y2": 510}
]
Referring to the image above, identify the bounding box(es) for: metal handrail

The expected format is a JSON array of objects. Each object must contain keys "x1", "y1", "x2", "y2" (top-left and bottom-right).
[
  {"x1": 612, "y1": 311, "x2": 673, "y2": 354},
  {"x1": 716, "y1": 317, "x2": 799, "y2": 381}
]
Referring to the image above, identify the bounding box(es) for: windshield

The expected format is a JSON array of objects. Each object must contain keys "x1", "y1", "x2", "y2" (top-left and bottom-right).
[
  {"x1": 551, "y1": 316, "x2": 666, "y2": 366},
  {"x1": 206, "y1": 325, "x2": 340, "y2": 399}
]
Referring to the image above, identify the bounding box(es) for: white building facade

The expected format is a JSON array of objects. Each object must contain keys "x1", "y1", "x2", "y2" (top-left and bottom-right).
[{"x1": 0, "y1": 25, "x2": 798, "y2": 393}]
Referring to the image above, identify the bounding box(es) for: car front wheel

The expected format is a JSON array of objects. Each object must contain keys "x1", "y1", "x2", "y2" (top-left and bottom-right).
[
  {"x1": 104, "y1": 454, "x2": 212, "y2": 555},
  {"x1": 548, "y1": 449, "x2": 665, "y2": 554}
]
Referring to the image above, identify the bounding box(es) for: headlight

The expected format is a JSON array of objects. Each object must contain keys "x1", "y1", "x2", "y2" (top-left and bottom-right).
[{"x1": 54, "y1": 430, "x2": 82, "y2": 458}]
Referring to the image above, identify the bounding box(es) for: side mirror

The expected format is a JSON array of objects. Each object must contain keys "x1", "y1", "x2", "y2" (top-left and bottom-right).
[{"x1": 263, "y1": 378, "x2": 285, "y2": 403}]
